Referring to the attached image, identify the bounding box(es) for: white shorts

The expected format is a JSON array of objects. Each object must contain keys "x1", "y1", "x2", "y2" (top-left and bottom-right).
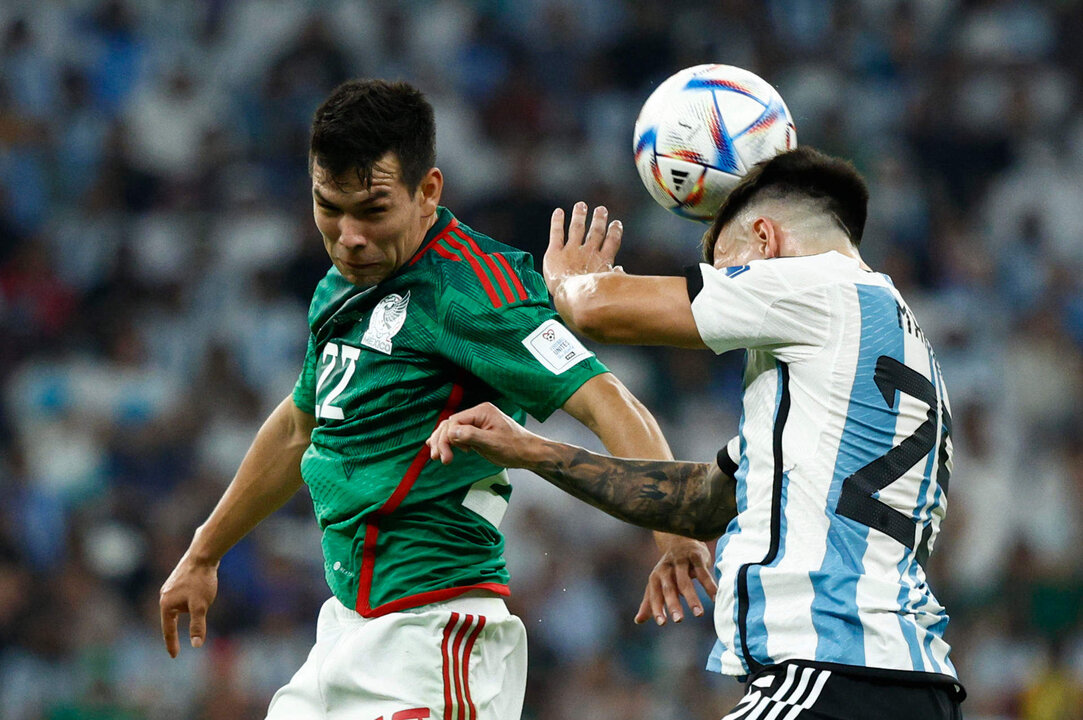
[{"x1": 265, "y1": 592, "x2": 527, "y2": 720}]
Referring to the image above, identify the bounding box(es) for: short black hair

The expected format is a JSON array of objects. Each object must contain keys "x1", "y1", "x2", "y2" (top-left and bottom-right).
[
  {"x1": 309, "y1": 79, "x2": 436, "y2": 192},
  {"x1": 702, "y1": 146, "x2": 869, "y2": 262}
]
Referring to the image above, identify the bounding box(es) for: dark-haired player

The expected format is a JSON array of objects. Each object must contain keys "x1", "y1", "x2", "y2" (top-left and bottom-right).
[
  {"x1": 429, "y1": 147, "x2": 964, "y2": 719},
  {"x1": 159, "y1": 79, "x2": 673, "y2": 720}
]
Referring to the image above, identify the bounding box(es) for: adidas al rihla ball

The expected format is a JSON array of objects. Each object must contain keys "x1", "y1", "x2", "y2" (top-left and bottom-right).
[{"x1": 633, "y1": 64, "x2": 797, "y2": 222}]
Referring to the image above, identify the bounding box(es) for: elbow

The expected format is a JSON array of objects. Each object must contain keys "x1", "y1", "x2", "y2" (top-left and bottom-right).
[
  {"x1": 686, "y1": 522, "x2": 727, "y2": 542},
  {"x1": 568, "y1": 303, "x2": 616, "y2": 343},
  {"x1": 687, "y1": 499, "x2": 736, "y2": 540},
  {"x1": 555, "y1": 274, "x2": 628, "y2": 344},
  {"x1": 562, "y1": 297, "x2": 631, "y2": 344}
]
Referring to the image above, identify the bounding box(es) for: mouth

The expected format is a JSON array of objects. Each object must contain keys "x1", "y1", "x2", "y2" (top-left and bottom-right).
[{"x1": 342, "y1": 260, "x2": 380, "y2": 271}]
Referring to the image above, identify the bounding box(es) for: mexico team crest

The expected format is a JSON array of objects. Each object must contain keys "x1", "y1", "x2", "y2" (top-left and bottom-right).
[{"x1": 361, "y1": 291, "x2": 410, "y2": 354}]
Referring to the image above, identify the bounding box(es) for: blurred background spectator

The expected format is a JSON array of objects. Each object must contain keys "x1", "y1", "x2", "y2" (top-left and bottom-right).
[{"x1": 1, "y1": 1, "x2": 1082, "y2": 718}]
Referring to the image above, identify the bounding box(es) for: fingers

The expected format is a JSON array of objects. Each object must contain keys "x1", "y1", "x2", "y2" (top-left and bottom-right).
[
  {"x1": 694, "y1": 562, "x2": 719, "y2": 599},
  {"x1": 659, "y1": 573, "x2": 684, "y2": 623},
  {"x1": 584, "y1": 206, "x2": 609, "y2": 249},
  {"x1": 188, "y1": 602, "x2": 208, "y2": 649},
  {"x1": 639, "y1": 575, "x2": 668, "y2": 625},
  {"x1": 548, "y1": 208, "x2": 566, "y2": 253},
  {"x1": 635, "y1": 547, "x2": 718, "y2": 627},
  {"x1": 428, "y1": 404, "x2": 506, "y2": 464},
  {"x1": 601, "y1": 218, "x2": 623, "y2": 260},
  {"x1": 427, "y1": 420, "x2": 456, "y2": 464},
  {"x1": 546, "y1": 204, "x2": 622, "y2": 285},
  {"x1": 634, "y1": 590, "x2": 652, "y2": 625},
  {"x1": 675, "y1": 565, "x2": 704, "y2": 618},
  {"x1": 634, "y1": 562, "x2": 675, "y2": 626},
  {"x1": 567, "y1": 202, "x2": 588, "y2": 246},
  {"x1": 161, "y1": 605, "x2": 180, "y2": 658}
]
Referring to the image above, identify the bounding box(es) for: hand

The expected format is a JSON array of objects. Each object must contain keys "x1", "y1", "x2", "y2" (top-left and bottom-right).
[
  {"x1": 634, "y1": 534, "x2": 718, "y2": 626},
  {"x1": 159, "y1": 554, "x2": 219, "y2": 657},
  {"x1": 543, "y1": 202, "x2": 624, "y2": 296},
  {"x1": 426, "y1": 402, "x2": 544, "y2": 468}
]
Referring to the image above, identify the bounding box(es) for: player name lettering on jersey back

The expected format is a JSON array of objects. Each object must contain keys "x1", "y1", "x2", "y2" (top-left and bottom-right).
[{"x1": 895, "y1": 301, "x2": 928, "y2": 346}]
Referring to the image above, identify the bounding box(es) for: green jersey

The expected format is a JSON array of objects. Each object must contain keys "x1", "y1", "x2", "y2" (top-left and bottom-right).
[{"x1": 292, "y1": 207, "x2": 607, "y2": 616}]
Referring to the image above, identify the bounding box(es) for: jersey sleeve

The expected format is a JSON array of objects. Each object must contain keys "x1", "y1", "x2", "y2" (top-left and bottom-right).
[
  {"x1": 685, "y1": 261, "x2": 830, "y2": 362},
  {"x1": 717, "y1": 435, "x2": 740, "y2": 477},
  {"x1": 434, "y1": 255, "x2": 608, "y2": 421},
  {"x1": 292, "y1": 331, "x2": 318, "y2": 415}
]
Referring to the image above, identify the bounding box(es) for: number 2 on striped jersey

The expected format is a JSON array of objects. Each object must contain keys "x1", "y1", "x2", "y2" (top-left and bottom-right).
[
  {"x1": 316, "y1": 342, "x2": 360, "y2": 420},
  {"x1": 835, "y1": 355, "x2": 951, "y2": 565}
]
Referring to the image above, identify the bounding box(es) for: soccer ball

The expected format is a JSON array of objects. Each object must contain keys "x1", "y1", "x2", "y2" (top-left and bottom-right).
[{"x1": 633, "y1": 64, "x2": 797, "y2": 222}]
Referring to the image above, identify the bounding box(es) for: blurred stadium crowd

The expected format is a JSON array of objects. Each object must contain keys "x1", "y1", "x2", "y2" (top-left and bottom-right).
[{"x1": 2, "y1": 1, "x2": 1082, "y2": 718}]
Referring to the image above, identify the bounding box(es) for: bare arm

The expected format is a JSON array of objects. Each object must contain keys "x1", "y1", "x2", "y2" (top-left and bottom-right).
[
  {"x1": 427, "y1": 402, "x2": 737, "y2": 540},
  {"x1": 553, "y1": 272, "x2": 706, "y2": 348},
  {"x1": 183, "y1": 396, "x2": 313, "y2": 562},
  {"x1": 560, "y1": 372, "x2": 672, "y2": 462},
  {"x1": 160, "y1": 396, "x2": 315, "y2": 656},
  {"x1": 544, "y1": 204, "x2": 707, "y2": 348},
  {"x1": 527, "y1": 437, "x2": 737, "y2": 540}
]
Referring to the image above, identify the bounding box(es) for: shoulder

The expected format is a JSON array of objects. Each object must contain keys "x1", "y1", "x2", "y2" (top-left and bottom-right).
[
  {"x1": 699, "y1": 252, "x2": 876, "y2": 294},
  {"x1": 428, "y1": 219, "x2": 542, "y2": 310}
]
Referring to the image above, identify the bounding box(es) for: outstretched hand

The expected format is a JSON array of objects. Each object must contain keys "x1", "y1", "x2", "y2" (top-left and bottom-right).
[
  {"x1": 427, "y1": 402, "x2": 545, "y2": 468},
  {"x1": 543, "y1": 202, "x2": 624, "y2": 296},
  {"x1": 635, "y1": 535, "x2": 718, "y2": 626}
]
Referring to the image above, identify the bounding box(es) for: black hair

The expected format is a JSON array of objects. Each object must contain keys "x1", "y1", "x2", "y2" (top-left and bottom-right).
[
  {"x1": 701, "y1": 146, "x2": 869, "y2": 262},
  {"x1": 309, "y1": 79, "x2": 436, "y2": 192}
]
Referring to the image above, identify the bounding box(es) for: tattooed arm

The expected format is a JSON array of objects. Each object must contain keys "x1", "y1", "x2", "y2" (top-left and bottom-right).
[
  {"x1": 530, "y1": 444, "x2": 736, "y2": 539},
  {"x1": 427, "y1": 402, "x2": 737, "y2": 540}
]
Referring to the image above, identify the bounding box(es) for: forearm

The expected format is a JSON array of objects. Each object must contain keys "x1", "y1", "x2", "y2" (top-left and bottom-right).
[
  {"x1": 187, "y1": 397, "x2": 313, "y2": 564},
  {"x1": 523, "y1": 440, "x2": 736, "y2": 540},
  {"x1": 552, "y1": 273, "x2": 706, "y2": 347},
  {"x1": 584, "y1": 378, "x2": 673, "y2": 462}
]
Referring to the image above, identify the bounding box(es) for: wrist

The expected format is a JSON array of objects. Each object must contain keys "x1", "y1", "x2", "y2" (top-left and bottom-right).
[
  {"x1": 546, "y1": 273, "x2": 569, "y2": 304},
  {"x1": 525, "y1": 437, "x2": 571, "y2": 476},
  {"x1": 186, "y1": 526, "x2": 224, "y2": 567},
  {"x1": 653, "y1": 531, "x2": 699, "y2": 552}
]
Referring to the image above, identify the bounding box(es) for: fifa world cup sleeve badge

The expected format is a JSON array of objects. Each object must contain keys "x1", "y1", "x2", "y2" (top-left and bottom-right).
[{"x1": 361, "y1": 291, "x2": 411, "y2": 355}]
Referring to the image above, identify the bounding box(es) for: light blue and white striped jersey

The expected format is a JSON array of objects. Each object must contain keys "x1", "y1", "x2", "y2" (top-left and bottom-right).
[{"x1": 686, "y1": 251, "x2": 957, "y2": 684}]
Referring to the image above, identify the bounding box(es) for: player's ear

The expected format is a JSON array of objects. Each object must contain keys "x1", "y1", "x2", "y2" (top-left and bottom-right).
[
  {"x1": 752, "y1": 217, "x2": 779, "y2": 259},
  {"x1": 417, "y1": 167, "x2": 443, "y2": 216}
]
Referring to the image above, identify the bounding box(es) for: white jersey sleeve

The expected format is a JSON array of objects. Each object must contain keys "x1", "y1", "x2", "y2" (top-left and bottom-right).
[
  {"x1": 718, "y1": 435, "x2": 740, "y2": 476},
  {"x1": 685, "y1": 259, "x2": 831, "y2": 362}
]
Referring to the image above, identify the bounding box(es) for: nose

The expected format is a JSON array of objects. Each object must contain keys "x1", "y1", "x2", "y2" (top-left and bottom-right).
[{"x1": 337, "y1": 216, "x2": 368, "y2": 250}]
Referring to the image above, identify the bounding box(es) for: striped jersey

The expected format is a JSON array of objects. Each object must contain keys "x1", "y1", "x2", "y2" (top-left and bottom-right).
[
  {"x1": 685, "y1": 251, "x2": 958, "y2": 686},
  {"x1": 292, "y1": 206, "x2": 607, "y2": 617}
]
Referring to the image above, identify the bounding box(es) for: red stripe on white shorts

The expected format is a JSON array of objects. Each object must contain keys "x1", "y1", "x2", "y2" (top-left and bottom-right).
[
  {"x1": 444, "y1": 613, "x2": 488, "y2": 720},
  {"x1": 441, "y1": 613, "x2": 461, "y2": 720},
  {"x1": 450, "y1": 614, "x2": 473, "y2": 720},
  {"x1": 461, "y1": 615, "x2": 486, "y2": 720}
]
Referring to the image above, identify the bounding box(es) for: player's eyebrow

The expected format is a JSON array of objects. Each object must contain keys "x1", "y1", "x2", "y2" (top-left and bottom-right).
[{"x1": 313, "y1": 186, "x2": 392, "y2": 208}]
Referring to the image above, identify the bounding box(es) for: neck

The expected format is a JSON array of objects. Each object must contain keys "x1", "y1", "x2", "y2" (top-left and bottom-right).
[{"x1": 406, "y1": 211, "x2": 440, "y2": 257}]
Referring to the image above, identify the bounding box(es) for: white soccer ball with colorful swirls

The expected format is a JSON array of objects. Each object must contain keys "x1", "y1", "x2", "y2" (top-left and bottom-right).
[{"x1": 633, "y1": 64, "x2": 797, "y2": 222}]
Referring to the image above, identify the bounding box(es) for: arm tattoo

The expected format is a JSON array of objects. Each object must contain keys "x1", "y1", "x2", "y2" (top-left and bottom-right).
[{"x1": 527, "y1": 442, "x2": 738, "y2": 540}]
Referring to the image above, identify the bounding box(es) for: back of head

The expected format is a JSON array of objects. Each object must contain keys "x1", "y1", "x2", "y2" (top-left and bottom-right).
[
  {"x1": 702, "y1": 147, "x2": 869, "y2": 262},
  {"x1": 310, "y1": 79, "x2": 436, "y2": 191}
]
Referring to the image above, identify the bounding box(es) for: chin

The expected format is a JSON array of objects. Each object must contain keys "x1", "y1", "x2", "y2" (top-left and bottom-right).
[
  {"x1": 347, "y1": 274, "x2": 383, "y2": 287},
  {"x1": 338, "y1": 265, "x2": 386, "y2": 286}
]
